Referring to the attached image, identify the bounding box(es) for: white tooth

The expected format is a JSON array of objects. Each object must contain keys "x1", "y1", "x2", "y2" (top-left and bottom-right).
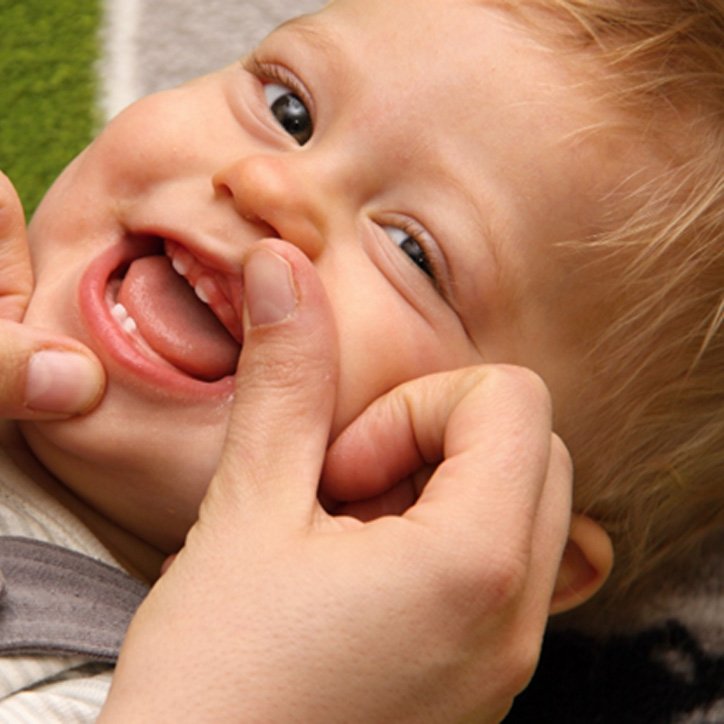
[
  {"x1": 122, "y1": 316, "x2": 138, "y2": 334},
  {"x1": 172, "y1": 256, "x2": 190, "y2": 276},
  {"x1": 195, "y1": 285, "x2": 210, "y2": 304},
  {"x1": 111, "y1": 303, "x2": 129, "y2": 323}
]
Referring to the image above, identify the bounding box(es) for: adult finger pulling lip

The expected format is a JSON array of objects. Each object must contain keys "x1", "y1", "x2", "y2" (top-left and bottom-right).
[
  {"x1": 0, "y1": 322, "x2": 105, "y2": 418},
  {"x1": 0, "y1": 173, "x2": 105, "y2": 418}
]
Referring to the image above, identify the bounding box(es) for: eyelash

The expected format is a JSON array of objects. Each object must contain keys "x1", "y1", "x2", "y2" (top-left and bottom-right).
[
  {"x1": 387, "y1": 218, "x2": 439, "y2": 284},
  {"x1": 243, "y1": 53, "x2": 314, "y2": 123}
]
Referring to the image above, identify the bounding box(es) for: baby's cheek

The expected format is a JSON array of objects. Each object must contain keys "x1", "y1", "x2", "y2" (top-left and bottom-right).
[{"x1": 330, "y1": 326, "x2": 477, "y2": 439}]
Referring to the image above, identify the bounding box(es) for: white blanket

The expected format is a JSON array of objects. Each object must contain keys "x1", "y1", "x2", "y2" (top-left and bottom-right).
[{"x1": 100, "y1": 0, "x2": 326, "y2": 118}]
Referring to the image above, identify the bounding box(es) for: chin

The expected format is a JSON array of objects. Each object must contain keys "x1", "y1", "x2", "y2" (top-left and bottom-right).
[{"x1": 19, "y1": 404, "x2": 227, "y2": 552}]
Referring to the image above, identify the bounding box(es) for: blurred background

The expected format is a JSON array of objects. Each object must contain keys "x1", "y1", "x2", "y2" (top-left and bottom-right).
[{"x1": 0, "y1": 0, "x2": 325, "y2": 215}]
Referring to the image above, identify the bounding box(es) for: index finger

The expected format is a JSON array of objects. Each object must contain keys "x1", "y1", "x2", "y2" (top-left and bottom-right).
[
  {"x1": 406, "y1": 367, "x2": 575, "y2": 617},
  {"x1": 324, "y1": 364, "x2": 565, "y2": 557},
  {"x1": 410, "y1": 365, "x2": 556, "y2": 539}
]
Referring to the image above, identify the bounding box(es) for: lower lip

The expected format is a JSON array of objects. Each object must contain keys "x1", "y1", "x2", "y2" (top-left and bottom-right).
[{"x1": 79, "y1": 239, "x2": 236, "y2": 399}]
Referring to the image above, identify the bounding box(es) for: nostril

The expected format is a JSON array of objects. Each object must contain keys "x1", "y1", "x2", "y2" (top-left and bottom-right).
[
  {"x1": 211, "y1": 171, "x2": 232, "y2": 197},
  {"x1": 245, "y1": 214, "x2": 279, "y2": 240},
  {"x1": 213, "y1": 179, "x2": 279, "y2": 238}
]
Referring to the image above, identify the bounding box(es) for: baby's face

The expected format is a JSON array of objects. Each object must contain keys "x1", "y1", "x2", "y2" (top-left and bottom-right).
[{"x1": 22, "y1": 0, "x2": 626, "y2": 553}]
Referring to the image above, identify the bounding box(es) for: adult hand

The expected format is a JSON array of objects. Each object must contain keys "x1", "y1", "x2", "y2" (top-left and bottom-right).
[
  {"x1": 102, "y1": 239, "x2": 572, "y2": 723},
  {"x1": 0, "y1": 172, "x2": 105, "y2": 418}
]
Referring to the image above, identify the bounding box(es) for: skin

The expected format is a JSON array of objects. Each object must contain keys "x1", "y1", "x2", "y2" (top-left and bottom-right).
[
  {"x1": 99, "y1": 244, "x2": 576, "y2": 722},
  {"x1": 1, "y1": 184, "x2": 582, "y2": 720},
  {"x1": 20, "y1": 0, "x2": 624, "y2": 578}
]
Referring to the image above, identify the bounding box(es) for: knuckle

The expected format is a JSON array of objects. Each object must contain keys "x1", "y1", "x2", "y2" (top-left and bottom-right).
[
  {"x1": 550, "y1": 433, "x2": 574, "y2": 478},
  {"x1": 244, "y1": 339, "x2": 330, "y2": 395},
  {"x1": 474, "y1": 365, "x2": 553, "y2": 427},
  {"x1": 479, "y1": 550, "x2": 529, "y2": 610},
  {"x1": 417, "y1": 544, "x2": 541, "y2": 695},
  {"x1": 252, "y1": 349, "x2": 305, "y2": 384},
  {"x1": 502, "y1": 636, "x2": 542, "y2": 696},
  {"x1": 496, "y1": 365, "x2": 551, "y2": 408},
  {"x1": 426, "y1": 540, "x2": 529, "y2": 620}
]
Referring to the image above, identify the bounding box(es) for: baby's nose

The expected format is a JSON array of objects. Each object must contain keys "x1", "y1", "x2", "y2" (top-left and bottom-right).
[{"x1": 213, "y1": 154, "x2": 325, "y2": 261}]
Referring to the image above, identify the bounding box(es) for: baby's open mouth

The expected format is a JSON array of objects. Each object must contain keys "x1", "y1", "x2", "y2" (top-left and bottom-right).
[{"x1": 106, "y1": 239, "x2": 243, "y2": 382}]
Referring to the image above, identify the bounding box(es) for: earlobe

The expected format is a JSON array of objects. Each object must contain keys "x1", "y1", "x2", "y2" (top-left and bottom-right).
[{"x1": 550, "y1": 514, "x2": 614, "y2": 615}]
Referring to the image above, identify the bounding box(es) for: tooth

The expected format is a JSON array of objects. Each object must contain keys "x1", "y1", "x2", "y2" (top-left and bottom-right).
[
  {"x1": 172, "y1": 255, "x2": 191, "y2": 276},
  {"x1": 111, "y1": 303, "x2": 129, "y2": 323},
  {"x1": 122, "y1": 316, "x2": 138, "y2": 334},
  {"x1": 111, "y1": 302, "x2": 138, "y2": 334},
  {"x1": 194, "y1": 284, "x2": 210, "y2": 304}
]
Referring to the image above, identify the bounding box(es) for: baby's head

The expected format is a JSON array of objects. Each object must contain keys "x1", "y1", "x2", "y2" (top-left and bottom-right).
[{"x1": 19, "y1": 0, "x2": 722, "y2": 630}]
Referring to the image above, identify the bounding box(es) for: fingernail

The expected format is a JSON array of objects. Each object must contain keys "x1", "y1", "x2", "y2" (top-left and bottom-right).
[
  {"x1": 244, "y1": 249, "x2": 297, "y2": 327},
  {"x1": 26, "y1": 350, "x2": 102, "y2": 414}
]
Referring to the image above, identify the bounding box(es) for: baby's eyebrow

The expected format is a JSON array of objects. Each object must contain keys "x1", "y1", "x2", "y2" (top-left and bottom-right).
[{"x1": 272, "y1": 16, "x2": 341, "y2": 63}]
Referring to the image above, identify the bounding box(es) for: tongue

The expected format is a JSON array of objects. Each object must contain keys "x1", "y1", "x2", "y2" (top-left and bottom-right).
[{"x1": 118, "y1": 255, "x2": 241, "y2": 380}]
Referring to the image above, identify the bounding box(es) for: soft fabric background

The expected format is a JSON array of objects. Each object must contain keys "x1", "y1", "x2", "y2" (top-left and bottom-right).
[
  {"x1": 100, "y1": 0, "x2": 326, "y2": 118},
  {"x1": 0, "y1": 0, "x2": 325, "y2": 214},
  {"x1": 0, "y1": 0, "x2": 101, "y2": 215},
  {"x1": 0, "y1": 1, "x2": 721, "y2": 720}
]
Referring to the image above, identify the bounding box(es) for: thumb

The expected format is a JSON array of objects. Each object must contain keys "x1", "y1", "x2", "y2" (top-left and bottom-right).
[
  {"x1": 0, "y1": 172, "x2": 105, "y2": 419},
  {"x1": 209, "y1": 239, "x2": 338, "y2": 524},
  {"x1": 0, "y1": 321, "x2": 106, "y2": 419}
]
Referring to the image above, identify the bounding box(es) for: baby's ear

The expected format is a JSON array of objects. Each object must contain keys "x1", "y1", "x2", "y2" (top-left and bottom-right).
[{"x1": 549, "y1": 514, "x2": 614, "y2": 615}]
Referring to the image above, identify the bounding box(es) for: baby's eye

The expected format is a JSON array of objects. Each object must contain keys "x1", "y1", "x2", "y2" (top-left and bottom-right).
[
  {"x1": 383, "y1": 225, "x2": 434, "y2": 279},
  {"x1": 264, "y1": 83, "x2": 313, "y2": 146}
]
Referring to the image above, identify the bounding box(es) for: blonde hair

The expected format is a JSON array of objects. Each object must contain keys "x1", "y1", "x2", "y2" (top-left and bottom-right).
[{"x1": 511, "y1": 0, "x2": 724, "y2": 630}]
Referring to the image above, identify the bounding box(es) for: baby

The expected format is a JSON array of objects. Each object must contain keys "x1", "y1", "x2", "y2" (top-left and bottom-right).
[{"x1": 1, "y1": 0, "x2": 722, "y2": 718}]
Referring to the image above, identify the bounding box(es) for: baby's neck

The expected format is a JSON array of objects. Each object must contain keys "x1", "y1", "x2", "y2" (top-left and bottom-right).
[{"x1": 1, "y1": 421, "x2": 164, "y2": 584}]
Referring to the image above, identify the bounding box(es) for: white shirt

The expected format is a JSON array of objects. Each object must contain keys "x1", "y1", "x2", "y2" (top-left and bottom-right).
[{"x1": 0, "y1": 431, "x2": 119, "y2": 722}]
